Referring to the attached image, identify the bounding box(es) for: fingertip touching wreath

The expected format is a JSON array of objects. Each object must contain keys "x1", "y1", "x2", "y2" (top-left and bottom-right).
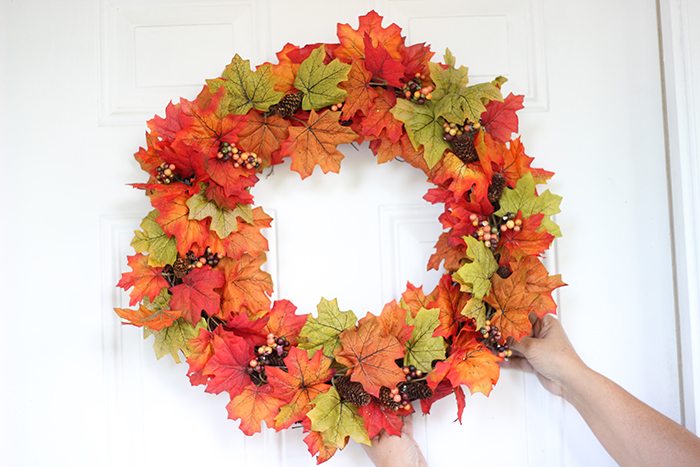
[{"x1": 114, "y1": 10, "x2": 565, "y2": 463}]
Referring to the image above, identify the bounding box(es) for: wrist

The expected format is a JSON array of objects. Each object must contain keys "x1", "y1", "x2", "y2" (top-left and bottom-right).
[{"x1": 561, "y1": 364, "x2": 597, "y2": 404}]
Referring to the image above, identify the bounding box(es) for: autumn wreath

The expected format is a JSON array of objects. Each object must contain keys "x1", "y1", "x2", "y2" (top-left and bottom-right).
[{"x1": 114, "y1": 10, "x2": 565, "y2": 463}]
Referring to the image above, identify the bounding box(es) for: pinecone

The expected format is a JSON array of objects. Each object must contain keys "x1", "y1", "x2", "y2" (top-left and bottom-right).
[
  {"x1": 172, "y1": 257, "x2": 190, "y2": 279},
  {"x1": 496, "y1": 265, "x2": 512, "y2": 279},
  {"x1": 335, "y1": 376, "x2": 371, "y2": 407},
  {"x1": 401, "y1": 381, "x2": 433, "y2": 401},
  {"x1": 488, "y1": 173, "x2": 506, "y2": 206},
  {"x1": 270, "y1": 92, "x2": 303, "y2": 118},
  {"x1": 451, "y1": 133, "x2": 478, "y2": 164},
  {"x1": 379, "y1": 386, "x2": 402, "y2": 410}
]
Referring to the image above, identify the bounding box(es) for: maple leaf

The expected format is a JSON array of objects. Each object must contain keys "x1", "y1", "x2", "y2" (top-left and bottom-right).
[
  {"x1": 227, "y1": 383, "x2": 283, "y2": 435},
  {"x1": 170, "y1": 267, "x2": 225, "y2": 324},
  {"x1": 294, "y1": 45, "x2": 351, "y2": 110},
  {"x1": 390, "y1": 99, "x2": 448, "y2": 168},
  {"x1": 281, "y1": 110, "x2": 358, "y2": 179},
  {"x1": 498, "y1": 213, "x2": 554, "y2": 264},
  {"x1": 149, "y1": 187, "x2": 209, "y2": 256},
  {"x1": 207, "y1": 55, "x2": 283, "y2": 114},
  {"x1": 402, "y1": 42, "x2": 434, "y2": 79},
  {"x1": 202, "y1": 154, "x2": 259, "y2": 200},
  {"x1": 427, "y1": 274, "x2": 470, "y2": 338},
  {"x1": 357, "y1": 398, "x2": 404, "y2": 438},
  {"x1": 361, "y1": 88, "x2": 403, "y2": 143},
  {"x1": 186, "y1": 327, "x2": 215, "y2": 385},
  {"x1": 377, "y1": 300, "x2": 413, "y2": 346},
  {"x1": 428, "y1": 331, "x2": 501, "y2": 396},
  {"x1": 481, "y1": 93, "x2": 524, "y2": 142},
  {"x1": 507, "y1": 256, "x2": 565, "y2": 319},
  {"x1": 452, "y1": 236, "x2": 498, "y2": 301},
  {"x1": 428, "y1": 149, "x2": 489, "y2": 201},
  {"x1": 369, "y1": 132, "x2": 429, "y2": 173},
  {"x1": 430, "y1": 50, "x2": 503, "y2": 124},
  {"x1": 114, "y1": 288, "x2": 182, "y2": 331},
  {"x1": 144, "y1": 317, "x2": 206, "y2": 364},
  {"x1": 399, "y1": 282, "x2": 435, "y2": 317},
  {"x1": 218, "y1": 255, "x2": 273, "y2": 319},
  {"x1": 222, "y1": 206, "x2": 272, "y2": 260},
  {"x1": 186, "y1": 192, "x2": 253, "y2": 239},
  {"x1": 265, "y1": 299, "x2": 308, "y2": 346},
  {"x1": 298, "y1": 298, "x2": 357, "y2": 358},
  {"x1": 427, "y1": 231, "x2": 466, "y2": 273},
  {"x1": 225, "y1": 312, "x2": 269, "y2": 342},
  {"x1": 130, "y1": 210, "x2": 177, "y2": 267},
  {"x1": 202, "y1": 330, "x2": 254, "y2": 395},
  {"x1": 307, "y1": 386, "x2": 370, "y2": 448},
  {"x1": 117, "y1": 253, "x2": 169, "y2": 306},
  {"x1": 362, "y1": 34, "x2": 405, "y2": 87},
  {"x1": 335, "y1": 10, "x2": 404, "y2": 62},
  {"x1": 303, "y1": 427, "x2": 338, "y2": 464},
  {"x1": 266, "y1": 347, "x2": 334, "y2": 429},
  {"x1": 495, "y1": 172, "x2": 563, "y2": 236},
  {"x1": 237, "y1": 111, "x2": 290, "y2": 167},
  {"x1": 335, "y1": 316, "x2": 405, "y2": 397},
  {"x1": 404, "y1": 308, "x2": 446, "y2": 372},
  {"x1": 339, "y1": 61, "x2": 376, "y2": 120}
]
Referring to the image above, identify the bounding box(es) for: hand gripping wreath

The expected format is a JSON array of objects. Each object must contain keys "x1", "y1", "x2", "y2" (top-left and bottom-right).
[{"x1": 114, "y1": 10, "x2": 565, "y2": 463}]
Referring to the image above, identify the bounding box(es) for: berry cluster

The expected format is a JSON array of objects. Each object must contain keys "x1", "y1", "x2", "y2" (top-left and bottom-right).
[
  {"x1": 217, "y1": 142, "x2": 261, "y2": 170},
  {"x1": 330, "y1": 102, "x2": 344, "y2": 112},
  {"x1": 162, "y1": 247, "x2": 222, "y2": 286},
  {"x1": 155, "y1": 162, "x2": 177, "y2": 184},
  {"x1": 443, "y1": 122, "x2": 479, "y2": 164},
  {"x1": 478, "y1": 320, "x2": 512, "y2": 359},
  {"x1": 402, "y1": 364, "x2": 423, "y2": 381},
  {"x1": 246, "y1": 333, "x2": 291, "y2": 384},
  {"x1": 469, "y1": 213, "x2": 522, "y2": 250},
  {"x1": 399, "y1": 73, "x2": 433, "y2": 104}
]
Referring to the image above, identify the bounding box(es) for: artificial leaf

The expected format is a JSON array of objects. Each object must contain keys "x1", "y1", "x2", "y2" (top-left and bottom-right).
[
  {"x1": 452, "y1": 236, "x2": 498, "y2": 300},
  {"x1": 117, "y1": 253, "x2": 169, "y2": 306},
  {"x1": 170, "y1": 267, "x2": 225, "y2": 324},
  {"x1": 484, "y1": 271, "x2": 538, "y2": 341},
  {"x1": 404, "y1": 307, "x2": 446, "y2": 372},
  {"x1": 218, "y1": 254, "x2": 273, "y2": 319},
  {"x1": 513, "y1": 256, "x2": 565, "y2": 318},
  {"x1": 339, "y1": 61, "x2": 376, "y2": 120},
  {"x1": 186, "y1": 327, "x2": 214, "y2": 385},
  {"x1": 222, "y1": 206, "x2": 272, "y2": 260},
  {"x1": 335, "y1": 316, "x2": 405, "y2": 397},
  {"x1": 461, "y1": 297, "x2": 487, "y2": 330},
  {"x1": 202, "y1": 154, "x2": 259, "y2": 200},
  {"x1": 282, "y1": 110, "x2": 358, "y2": 179},
  {"x1": 265, "y1": 299, "x2": 308, "y2": 346},
  {"x1": 362, "y1": 34, "x2": 405, "y2": 87},
  {"x1": 294, "y1": 45, "x2": 350, "y2": 111},
  {"x1": 335, "y1": 10, "x2": 404, "y2": 62},
  {"x1": 114, "y1": 289, "x2": 181, "y2": 331},
  {"x1": 399, "y1": 282, "x2": 434, "y2": 318},
  {"x1": 266, "y1": 347, "x2": 334, "y2": 429},
  {"x1": 427, "y1": 231, "x2": 466, "y2": 273},
  {"x1": 481, "y1": 93, "x2": 524, "y2": 142},
  {"x1": 237, "y1": 111, "x2": 290, "y2": 167},
  {"x1": 498, "y1": 213, "x2": 554, "y2": 264},
  {"x1": 361, "y1": 88, "x2": 403, "y2": 143},
  {"x1": 207, "y1": 55, "x2": 283, "y2": 114},
  {"x1": 227, "y1": 383, "x2": 283, "y2": 435},
  {"x1": 390, "y1": 99, "x2": 448, "y2": 168},
  {"x1": 307, "y1": 387, "x2": 370, "y2": 448},
  {"x1": 144, "y1": 317, "x2": 206, "y2": 364},
  {"x1": 150, "y1": 187, "x2": 209, "y2": 256},
  {"x1": 377, "y1": 300, "x2": 413, "y2": 346},
  {"x1": 495, "y1": 172, "x2": 563, "y2": 237},
  {"x1": 131, "y1": 210, "x2": 177, "y2": 267},
  {"x1": 186, "y1": 192, "x2": 253, "y2": 238},
  {"x1": 369, "y1": 132, "x2": 428, "y2": 173},
  {"x1": 429, "y1": 149, "x2": 489, "y2": 201},
  {"x1": 270, "y1": 43, "x2": 301, "y2": 93},
  {"x1": 427, "y1": 274, "x2": 470, "y2": 339},
  {"x1": 303, "y1": 427, "x2": 338, "y2": 464},
  {"x1": 358, "y1": 398, "x2": 404, "y2": 438},
  {"x1": 202, "y1": 330, "x2": 254, "y2": 395},
  {"x1": 298, "y1": 298, "x2": 357, "y2": 358}
]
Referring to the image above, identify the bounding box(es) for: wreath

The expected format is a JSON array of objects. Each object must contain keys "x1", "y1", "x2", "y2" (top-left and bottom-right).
[{"x1": 115, "y1": 10, "x2": 565, "y2": 463}]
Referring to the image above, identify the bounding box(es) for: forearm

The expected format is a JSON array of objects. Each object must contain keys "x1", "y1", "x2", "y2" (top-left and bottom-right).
[{"x1": 564, "y1": 367, "x2": 700, "y2": 466}]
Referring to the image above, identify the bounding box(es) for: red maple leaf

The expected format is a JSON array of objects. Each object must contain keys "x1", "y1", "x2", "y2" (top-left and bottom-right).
[
  {"x1": 498, "y1": 213, "x2": 554, "y2": 265},
  {"x1": 358, "y1": 398, "x2": 404, "y2": 438},
  {"x1": 203, "y1": 330, "x2": 254, "y2": 395},
  {"x1": 170, "y1": 267, "x2": 225, "y2": 324},
  {"x1": 362, "y1": 34, "x2": 405, "y2": 87},
  {"x1": 401, "y1": 42, "x2": 434, "y2": 80},
  {"x1": 117, "y1": 253, "x2": 168, "y2": 306},
  {"x1": 480, "y1": 93, "x2": 524, "y2": 143}
]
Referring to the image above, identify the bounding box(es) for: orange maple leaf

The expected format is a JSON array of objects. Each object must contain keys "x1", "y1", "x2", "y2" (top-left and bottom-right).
[
  {"x1": 335, "y1": 316, "x2": 405, "y2": 397},
  {"x1": 186, "y1": 327, "x2": 215, "y2": 386},
  {"x1": 227, "y1": 383, "x2": 284, "y2": 435},
  {"x1": 498, "y1": 213, "x2": 554, "y2": 265},
  {"x1": 266, "y1": 347, "x2": 334, "y2": 429},
  {"x1": 335, "y1": 10, "x2": 404, "y2": 62},
  {"x1": 427, "y1": 274, "x2": 470, "y2": 339},
  {"x1": 170, "y1": 267, "x2": 225, "y2": 324},
  {"x1": 427, "y1": 232, "x2": 466, "y2": 273},
  {"x1": 264, "y1": 299, "x2": 308, "y2": 346},
  {"x1": 400, "y1": 282, "x2": 435, "y2": 317},
  {"x1": 369, "y1": 131, "x2": 428, "y2": 173},
  {"x1": 222, "y1": 206, "x2": 272, "y2": 260},
  {"x1": 377, "y1": 300, "x2": 414, "y2": 346},
  {"x1": 218, "y1": 254, "x2": 273, "y2": 320},
  {"x1": 281, "y1": 110, "x2": 358, "y2": 179},
  {"x1": 117, "y1": 253, "x2": 169, "y2": 306},
  {"x1": 339, "y1": 60, "x2": 376, "y2": 120},
  {"x1": 500, "y1": 137, "x2": 554, "y2": 187},
  {"x1": 149, "y1": 188, "x2": 209, "y2": 256},
  {"x1": 270, "y1": 42, "x2": 301, "y2": 93},
  {"x1": 429, "y1": 150, "x2": 489, "y2": 202},
  {"x1": 237, "y1": 111, "x2": 290, "y2": 167},
  {"x1": 114, "y1": 303, "x2": 182, "y2": 331},
  {"x1": 361, "y1": 88, "x2": 403, "y2": 142}
]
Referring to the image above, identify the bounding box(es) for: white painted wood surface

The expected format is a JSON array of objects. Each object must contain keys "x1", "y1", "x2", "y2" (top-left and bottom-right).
[{"x1": 0, "y1": 0, "x2": 691, "y2": 466}]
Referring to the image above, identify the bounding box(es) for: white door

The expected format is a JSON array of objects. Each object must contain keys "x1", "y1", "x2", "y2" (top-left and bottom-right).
[{"x1": 0, "y1": 0, "x2": 684, "y2": 466}]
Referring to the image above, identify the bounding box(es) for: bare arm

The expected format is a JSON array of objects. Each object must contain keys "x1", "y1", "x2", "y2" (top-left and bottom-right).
[{"x1": 510, "y1": 314, "x2": 700, "y2": 467}]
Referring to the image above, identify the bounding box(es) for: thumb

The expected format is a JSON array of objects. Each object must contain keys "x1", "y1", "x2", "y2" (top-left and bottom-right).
[{"x1": 509, "y1": 336, "x2": 535, "y2": 357}]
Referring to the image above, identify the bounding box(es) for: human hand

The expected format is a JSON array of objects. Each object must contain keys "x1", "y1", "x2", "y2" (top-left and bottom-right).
[
  {"x1": 507, "y1": 314, "x2": 589, "y2": 398},
  {"x1": 362, "y1": 414, "x2": 428, "y2": 467}
]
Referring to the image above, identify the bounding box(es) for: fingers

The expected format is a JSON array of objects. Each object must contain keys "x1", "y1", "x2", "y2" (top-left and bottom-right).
[
  {"x1": 509, "y1": 335, "x2": 533, "y2": 356},
  {"x1": 502, "y1": 356, "x2": 535, "y2": 374},
  {"x1": 401, "y1": 413, "x2": 414, "y2": 437}
]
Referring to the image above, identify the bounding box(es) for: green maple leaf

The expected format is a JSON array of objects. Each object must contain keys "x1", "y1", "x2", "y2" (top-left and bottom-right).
[
  {"x1": 294, "y1": 45, "x2": 351, "y2": 110},
  {"x1": 207, "y1": 54, "x2": 283, "y2": 114},
  {"x1": 143, "y1": 317, "x2": 205, "y2": 364},
  {"x1": 404, "y1": 307, "x2": 446, "y2": 372},
  {"x1": 186, "y1": 193, "x2": 253, "y2": 239},
  {"x1": 298, "y1": 298, "x2": 357, "y2": 358},
  {"x1": 131, "y1": 210, "x2": 177, "y2": 267},
  {"x1": 429, "y1": 49, "x2": 503, "y2": 123},
  {"x1": 461, "y1": 297, "x2": 487, "y2": 329},
  {"x1": 307, "y1": 386, "x2": 370, "y2": 448},
  {"x1": 142, "y1": 287, "x2": 171, "y2": 311},
  {"x1": 452, "y1": 236, "x2": 498, "y2": 300},
  {"x1": 390, "y1": 99, "x2": 448, "y2": 168},
  {"x1": 495, "y1": 173, "x2": 563, "y2": 237}
]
